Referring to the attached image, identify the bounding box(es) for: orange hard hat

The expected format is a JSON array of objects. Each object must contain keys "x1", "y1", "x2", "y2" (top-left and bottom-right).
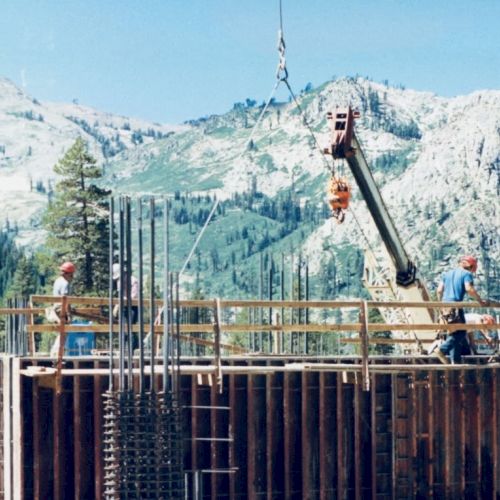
[
  {"x1": 482, "y1": 315, "x2": 495, "y2": 325},
  {"x1": 460, "y1": 255, "x2": 477, "y2": 272},
  {"x1": 60, "y1": 261, "x2": 76, "y2": 274}
]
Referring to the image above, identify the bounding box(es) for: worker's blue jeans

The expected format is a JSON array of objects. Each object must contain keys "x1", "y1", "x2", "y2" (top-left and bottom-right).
[{"x1": 439, "y1": 330, "x2": 467, "y2": 363}]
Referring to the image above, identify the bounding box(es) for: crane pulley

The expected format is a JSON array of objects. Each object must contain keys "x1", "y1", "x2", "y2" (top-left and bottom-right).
[
  {"x1": 323, "y1": 108, "x2": 360, "y2": 222},
  {"x1": 327, "y1": 176, "x2": 351, "y2": 223}
]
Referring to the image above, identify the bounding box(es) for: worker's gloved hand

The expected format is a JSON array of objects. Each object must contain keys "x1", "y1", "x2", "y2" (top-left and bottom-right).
[{"x1": 112, "y1": 304, "x2": 119, "y2": 318}]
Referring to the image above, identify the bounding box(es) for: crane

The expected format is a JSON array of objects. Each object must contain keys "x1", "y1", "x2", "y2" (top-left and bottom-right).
[{"x1": 324, "y1": 107, "x2": 436, "y2": 351}]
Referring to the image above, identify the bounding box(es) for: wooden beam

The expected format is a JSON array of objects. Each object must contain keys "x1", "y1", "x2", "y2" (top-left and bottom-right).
[
  {"x1": 359, "y1": 301, "x2": 370, "y2": 391},
  {"x1": 29, "y1": 295, "x2": 499, "y2": 310},
  {"x1": 0, "y1": 308, "x2": 45, "y2": 314},
  {"x1": 18, "y1": 361, "x2": 500, "y2": 380}
]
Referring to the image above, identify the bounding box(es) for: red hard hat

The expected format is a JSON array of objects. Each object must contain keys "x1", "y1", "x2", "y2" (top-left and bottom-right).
[
  {"x1": 460, "y1": 255, "x2": 477, "y2": 272},
  {"x1": 60, "y1": 261, "x2": 76, "y2": 274},
  {"x1": 482, "y1": 315, "x2": 495, "y2": 326}
]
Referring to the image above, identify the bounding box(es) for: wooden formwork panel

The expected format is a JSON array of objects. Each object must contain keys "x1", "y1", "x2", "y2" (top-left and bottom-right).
[{"x1": 2, "y1": 357, "x2": 500, "y2": 499}]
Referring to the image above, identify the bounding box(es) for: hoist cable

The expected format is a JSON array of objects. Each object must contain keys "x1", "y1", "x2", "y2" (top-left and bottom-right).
[
  {"x1": 179, "y1": 81, "x2": 282, "y2": 279},
  {"x1": 282, "y1": 79, "x2": 334, "y2": 173}
]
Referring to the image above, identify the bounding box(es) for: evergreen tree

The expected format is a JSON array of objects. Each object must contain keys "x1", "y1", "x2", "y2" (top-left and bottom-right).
[
  {"x1": 7, "y1": 254, "x2": 38, "y2": 299},
  {"x1": 0, "y1": 229, "x2": 22, "y2": 300},
  {"x1": 43, "y1": 137, "x2": 110, "y2": 295}
]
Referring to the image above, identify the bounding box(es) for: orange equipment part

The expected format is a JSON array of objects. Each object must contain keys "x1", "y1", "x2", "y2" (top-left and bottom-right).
[{"x1": 327, "y1": 176, "x2": 351, "y2": 210}]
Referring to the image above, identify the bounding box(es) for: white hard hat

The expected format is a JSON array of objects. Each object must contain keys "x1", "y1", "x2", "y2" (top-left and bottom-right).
[{"x1": 112, "y1": 263, "x2": 120, "y2": 280}]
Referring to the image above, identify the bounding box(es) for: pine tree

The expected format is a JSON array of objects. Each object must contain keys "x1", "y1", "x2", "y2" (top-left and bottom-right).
[
  {"x1": 7, "y1": 254, "x2": 38, "y2": 299},
  {"x1": 0, "y1": 229, "x2": 22, "y2": 301},
  {"x1": 43, "y1": 137, "x2": 110, "y2": 295}
]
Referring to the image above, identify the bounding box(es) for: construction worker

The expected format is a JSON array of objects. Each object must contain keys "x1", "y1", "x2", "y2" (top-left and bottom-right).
[
  {"x1": 49, "y1": 261, "x2": 76, "y2": 355},
  {"x1": 463, "y1": 313, "x2": 497, "y2": 354},
  {"x1": 434, "y1": 255, "x2": 488, "y2": 364},
  {"x1": 53, "y1": 261, "x2": 76, "y2": 296}
]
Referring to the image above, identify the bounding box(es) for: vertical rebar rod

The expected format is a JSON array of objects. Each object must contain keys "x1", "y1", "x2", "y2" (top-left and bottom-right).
[
  {"x1": 175, "y1": 272, "x2": 181, "y2": 399},
  {"x1": 297, "y1": 256, "x2": 302, "y2": 353},
  {"x1": 149, "y1": 197, "x2": 156, "y2": 392},
  {"x1": 289, "y1": 253, "x2": 294, "y2": 353},
  {"x1": 305, "y1": 263, "x2": 310, "y2": 354},
  {"x1": 108, "y1": 197, "x2": 115, "y2": 389},
  {"x1": 118, "y1": 196, "x2": 125, "y2": 391},
  {"x1": 137, "y1": 197, "x2": 145, "y2": 393},
  {"x1": 281, "y1": 253, "x2": 285, "y2": 354},
  {"x1": 259, "y1": 253, "x2": 264, "y2": 351},
  {"x1": 269, "y1": 262, "x2": 273, "y2": 354},
  {"x1": 169, "y1": 273, "x2": 175, "y2": 393},
  {"x1": 125, "y1": 196, "x2": 134, "y2": 389},
  {"x1": 162, "y1": 197, "x2": 170, "y2": 392}
]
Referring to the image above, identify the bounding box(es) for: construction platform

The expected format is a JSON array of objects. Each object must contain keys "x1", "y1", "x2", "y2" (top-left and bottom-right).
[
  {"x1": 0, "y1": 355, "x2": 499, "y2": 499},
  {"x1": 1, "y1": 296, "x2": 499, "y2": 498}
]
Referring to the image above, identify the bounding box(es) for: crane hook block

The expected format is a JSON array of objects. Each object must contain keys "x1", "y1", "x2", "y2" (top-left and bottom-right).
[
  {"x1": 325, "y1": 107, "x2": 360, "y2": 159},
  {"x1": 327, "y1": 176, "x2": 351, "y2": 223}
]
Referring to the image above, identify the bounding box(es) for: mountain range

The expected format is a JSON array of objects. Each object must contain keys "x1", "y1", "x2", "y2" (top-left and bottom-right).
[{"x1": 0, "y1": 76, "x2": 498, "y2": 301}]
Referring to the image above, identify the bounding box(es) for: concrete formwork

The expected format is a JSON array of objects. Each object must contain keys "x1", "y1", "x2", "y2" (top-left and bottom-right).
[{"x1": 2, "y1": 356, "x2": 500, "y2": 499}]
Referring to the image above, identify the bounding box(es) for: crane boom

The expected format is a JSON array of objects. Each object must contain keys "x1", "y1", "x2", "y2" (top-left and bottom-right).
[
  {"x1": 324, "y1": 107, "x2": 436, "y2": 346},
  {"x1": 325, "y1": 107, "x2": 415, "y2": 286}
]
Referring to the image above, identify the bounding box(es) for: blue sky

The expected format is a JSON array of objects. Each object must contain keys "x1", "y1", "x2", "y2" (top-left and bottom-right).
[{"x1": 1, "y1": 1, "x2": 498, "y2": 124}]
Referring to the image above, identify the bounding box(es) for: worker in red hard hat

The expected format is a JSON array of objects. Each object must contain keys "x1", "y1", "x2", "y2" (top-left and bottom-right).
[
  {"x1": 54, "y1": 261, "x2": 76, "y2": 296},
  {"x1": 47, "y1": 261, "x2": 77, "y2": 348},
  {"x1": 433, "y1": 255, "x2": 489, "y2": 364},
  {"x1": 460, "y1": 255, "x2": 478, "y2": 273}
]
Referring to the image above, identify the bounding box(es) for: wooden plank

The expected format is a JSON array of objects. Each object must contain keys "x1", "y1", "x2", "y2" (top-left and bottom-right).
[
  {"x1": 354, "y1": 380, "x2": 361, "y2": 500},
  {"x1": 26, "y1": 321, "x2": 498, "y2": 337},
  {"x1": 11, "y1": 358, "x2": 24, "y2": 500},
  {"x1": 464, "y1": 370, "x2": 480, "y2": 497},
  {"x1": 2, "y1": 357, "x2": 12, "y2": 500},
  {"x1": 190, "y1": 375, "x2": 199, "y2": 472},
  {"x1": 266, "y1": 373, "x2": 274, "y2": 499},
  {"x1": 55, "y1": 296, "x2": 68, "y2": 395},
  {"x1": 32, "y1": 376, "x2": 42, "y2": 500},
  {"x1": 283, "y1": 372, "x2": 292, "y2": 498},
  {"x1": 93, "y1": 365, "x2": 104, "y2": 500},
  {"x1": 228, "y1": 370, "x2": 247, "y2": 498},
  {"x1": 370, "y1": 375, "x2": 377, "y2": 500},
  {"x1": 0, "y1": 308, "x2": 45, "y2": 314},
  {"x1": 18, "y1": 361, "x2": 500, "y2": 381},
  {"x1": 228, "y1": 374, "x2": 236, "y2": 500},
  {"x1": 246, "y1": 375, "x2": 256, "y2": 500},
  {"x1": 319, "y1": 372, "x2": 336, "y2": 500},
  {"x1": 359, "y1": 301, "x2": 370, "y2": 391},
  {"x1": 210, "y1": 381, "x2": 219, "y2": 499},
  {"x1": 53, "y1": 385, "x2": 62, "y2": 500},
  {"x1": 73, "y1": 362, "x2": 83, "y2": 500},
  {"x1": 409, "y1": 372, "x2": 417, "y2": 496},
  {"x1": 337, "y1": 372, "x2": 346, "y2": 499},
  {"x1": 301, "y1": 372, "x2": 313, "y2": 500},
  {"x1": 494, "y1": 369, "x2": 500, "y2": 496},
  {"x1": 427, "y1": 372, "x2": 435, "y2": 495},
  {"x1": 29, "y1": 294, "x2": 498, "y2": 310}
]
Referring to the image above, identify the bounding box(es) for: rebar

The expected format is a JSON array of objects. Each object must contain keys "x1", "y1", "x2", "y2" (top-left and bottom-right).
[
  {"x1": 149, "y1": 197, "x2": 155, "y2": 392},
  {"x1": 109, "y1": 197, "x2": 115, "y2": 389},
  {"x1": 137, "y1": 198, "x2": 145, "y2": 393},
  {"x1": 104, "y1": 195, "x2": 184, "y2": 499},
  {"x1": 4, "y1": 298, "x2": 28, "y2": 355},
  {"x1": 103, "y1": 389, "x2": 184, "y2": 499}
]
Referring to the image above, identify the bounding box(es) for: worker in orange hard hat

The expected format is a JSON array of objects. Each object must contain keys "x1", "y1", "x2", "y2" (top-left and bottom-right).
[
  {"x1": 54, "y1": 261, "x2": 76, "y2": 296},
  {"x1": 47, "y1": 261, "x2": 77, "y2": 347},
  {"x1": 433, "y1": 255, "x2": 489, "y2": 364},
  {"x1": 459, "y1": 255, "x2": 478, "y2": 273}
]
